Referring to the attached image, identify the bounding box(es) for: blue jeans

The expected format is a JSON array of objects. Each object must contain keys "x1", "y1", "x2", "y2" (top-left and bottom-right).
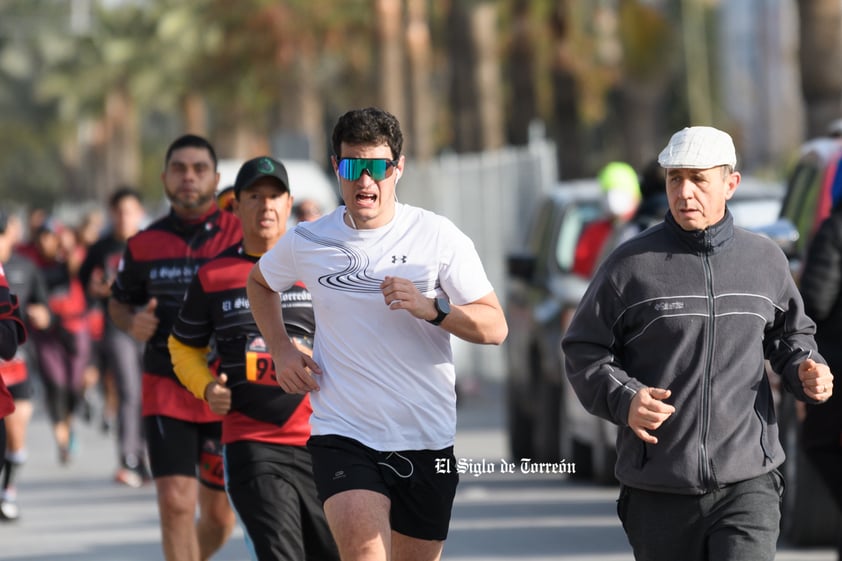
[{"x1": 617, "y1": 470, "x2": 784, "y2": 561}]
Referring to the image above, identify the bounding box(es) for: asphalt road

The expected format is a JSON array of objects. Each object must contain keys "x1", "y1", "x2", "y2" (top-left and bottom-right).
[{"x1": 0, "y1": 379, "x2": 835, "y2": 561}]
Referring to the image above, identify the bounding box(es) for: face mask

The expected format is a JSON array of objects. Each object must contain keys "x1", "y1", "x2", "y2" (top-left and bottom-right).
[{"x1": 606, "y1": 189, "x2": 638, "y2": 217}]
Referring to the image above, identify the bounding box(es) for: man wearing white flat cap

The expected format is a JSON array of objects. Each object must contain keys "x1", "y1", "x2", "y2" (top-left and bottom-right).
[{"x1": 563, "y1": 125, "x2": 835, "y2": 561}]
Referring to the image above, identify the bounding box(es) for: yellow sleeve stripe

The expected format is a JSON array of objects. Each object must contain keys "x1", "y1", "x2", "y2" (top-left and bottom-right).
[{"x1": 168, "y1": 335, "x2": 214, "y2": 400}]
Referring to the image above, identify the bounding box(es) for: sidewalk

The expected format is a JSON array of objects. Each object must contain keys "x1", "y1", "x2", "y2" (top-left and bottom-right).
[
  {"x1": 0, "y1": 379, "x2": 504, "y2": 561},
  {"x1": 0, "y1": 408, "x2": 247, "y2": 561},
  {"x1": 4, "y1": 380, "x2": 830, "y2": 561}
]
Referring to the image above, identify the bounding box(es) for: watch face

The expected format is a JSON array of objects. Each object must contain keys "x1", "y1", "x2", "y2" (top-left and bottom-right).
[
  {"x1": 437, "y1": 298, "x2": 451, "y2": 314},
  {"x1": 428, "y1": 297, "x2": 451, "y2": 325}
]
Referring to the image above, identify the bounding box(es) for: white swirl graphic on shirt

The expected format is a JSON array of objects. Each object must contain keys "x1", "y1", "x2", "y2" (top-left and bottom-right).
[{"x1": 297, "y1": 228, "x2": 435, "y2": 294}]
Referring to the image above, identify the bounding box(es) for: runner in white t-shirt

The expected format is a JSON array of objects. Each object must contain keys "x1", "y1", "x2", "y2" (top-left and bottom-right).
[{"x1": 247, "y1": 107, "x2": 508, "y2": 561}]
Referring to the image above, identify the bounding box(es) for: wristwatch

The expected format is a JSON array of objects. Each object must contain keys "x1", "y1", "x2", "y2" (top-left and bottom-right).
[{"x1": 428, "y1": 297, "x2": 451, "y2": 326}]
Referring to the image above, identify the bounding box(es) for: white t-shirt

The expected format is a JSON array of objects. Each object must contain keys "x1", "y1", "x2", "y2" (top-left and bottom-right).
[{"x1": 258, "y1": 203, "x2": 494, "y2": 450}]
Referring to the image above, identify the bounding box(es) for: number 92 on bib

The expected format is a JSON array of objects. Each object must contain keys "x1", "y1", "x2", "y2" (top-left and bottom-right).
[{"x1": 245, "y1": 334, "x2": 277, "y2": 387}]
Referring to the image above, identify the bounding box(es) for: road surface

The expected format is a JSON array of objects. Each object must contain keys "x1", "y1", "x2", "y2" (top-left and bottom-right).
[{"x1": 0, "y1": 379, "x2": 834, "y2": 560}]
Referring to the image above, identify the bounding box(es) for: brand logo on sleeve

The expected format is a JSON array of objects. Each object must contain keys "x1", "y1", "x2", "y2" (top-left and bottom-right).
[{"x1": 654, "y1": 301, "x2": 685, "y2": 311}]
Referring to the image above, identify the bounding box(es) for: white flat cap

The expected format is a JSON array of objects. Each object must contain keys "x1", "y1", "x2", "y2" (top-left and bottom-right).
[{"x1": 658, "y1": 126, "x2": 737, "y2": 169}]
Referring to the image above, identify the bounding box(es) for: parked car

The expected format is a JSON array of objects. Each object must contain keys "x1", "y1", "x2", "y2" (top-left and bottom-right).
[
  {"x1": 727, "y1": 176, "x2": 785, "y2": 229},
  {"x1": 505, "y1": 175, "x2": 786, "y2": 485},
  {"x1": 504, "y1": 180, "x2": 602, "y2": 468},
  {"x1": 765, "y1": 132, "x2": 842, "y2": 547},
  {"x1": 775, "y1": 134, "x2": 842, "y2": 273}
]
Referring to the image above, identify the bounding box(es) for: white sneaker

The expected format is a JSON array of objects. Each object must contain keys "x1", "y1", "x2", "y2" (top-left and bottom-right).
[
  {"x1": 114, "y1": 468, "x2": 143, "y2": 489},
  {"x1": 0, "y1": 499, "x2": 19, "y2": 521}
]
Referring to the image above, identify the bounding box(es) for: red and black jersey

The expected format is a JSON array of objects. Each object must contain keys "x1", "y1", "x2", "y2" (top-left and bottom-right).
[
  {"x1": 0, "y1": 266, "x2": 26, "y2": 418},
  {"x1": 110, "y1": 207, "x2": 241, "y2": 422},
  {"x1": 0, "y1": 253, "x2": 46, "y2": 390},
  {"x1": 171, "y1": 243, "x2": 315, "y2": 445}
]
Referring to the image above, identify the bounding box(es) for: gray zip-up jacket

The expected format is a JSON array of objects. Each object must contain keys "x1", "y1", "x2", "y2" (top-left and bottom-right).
[{"x1": 562, "y1": 209, "x2": 825, "y2": 494}]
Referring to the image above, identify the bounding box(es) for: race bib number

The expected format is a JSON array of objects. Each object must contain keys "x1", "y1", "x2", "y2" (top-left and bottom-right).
[{"x1": 245, "y1": 335, "x2": 277, "y2": 387}]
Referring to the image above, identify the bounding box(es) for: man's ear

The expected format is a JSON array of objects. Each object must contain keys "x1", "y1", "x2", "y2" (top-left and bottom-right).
[
  {"x1": 724, "y1": 171, "x2": 741, "y2": 200},
  {"x1": 330, "y1": 155, "x2": 339, "y2": 178},
  {"x1": 395, "y1": 155, "x2": 405, "y2": 184}
]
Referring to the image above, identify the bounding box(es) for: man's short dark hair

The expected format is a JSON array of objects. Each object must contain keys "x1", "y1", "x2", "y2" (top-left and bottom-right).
[
  {"x1": 164, "y1": 134, "x2": 218, "y2": 169},
  {"x1": 331, "y1": 107, "x2": 403, "y2": 160},
  {"x1": 109, "y1": 186, "x2": 143, "y2": 209}
]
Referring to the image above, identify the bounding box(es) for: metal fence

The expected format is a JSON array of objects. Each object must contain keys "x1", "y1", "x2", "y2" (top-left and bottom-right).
[{"x1": 399, "y1": 136, "x2": 558, "y2": 381}]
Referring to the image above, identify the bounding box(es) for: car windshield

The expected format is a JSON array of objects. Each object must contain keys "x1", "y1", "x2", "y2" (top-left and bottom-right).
[
  {"x1": 729, "y1": 198, "x2": 782, "y2": 229},
  {"x1": 556, "y1": 201, "x2": 603, "y2": 271},
  {"x1": 728, "y1": 176, "x2": 784, "y2": 230}
]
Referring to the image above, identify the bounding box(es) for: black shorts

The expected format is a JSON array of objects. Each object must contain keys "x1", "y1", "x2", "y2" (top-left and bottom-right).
[
  {"x1": 6, "y1": 379, "x2": 33, "y2": 401},
  {"x1": 308, "y1": 435, "x2": 459, "y2": 541},
  {"x1": 224, "y1": 441, "x2": 339, "y2": 561},
  {"x1": 144, "y1": 415, "x2": 225, "y2": 490}
]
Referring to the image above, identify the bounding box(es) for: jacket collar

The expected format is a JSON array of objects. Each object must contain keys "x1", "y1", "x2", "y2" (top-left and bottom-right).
[
  {"x1": 165, "y1": 206, "x2": 221, "y2": 235},
  {"x1": 665, "y1": 208, "x2": 734, "y2": 255}
]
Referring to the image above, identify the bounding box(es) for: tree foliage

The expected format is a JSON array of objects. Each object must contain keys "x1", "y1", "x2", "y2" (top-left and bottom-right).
[{"x1": 0, "y1": 0, "x2": 820, "y2": 209}]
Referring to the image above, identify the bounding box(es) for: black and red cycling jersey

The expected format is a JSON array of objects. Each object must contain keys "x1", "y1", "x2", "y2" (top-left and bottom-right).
[
  {"x1": 0, "y1": 266, "x2": 26, "y2": 418},
  {"x1": 0, "y1": 252, "x2": 48, "y2": 391},
  {"x1": 171, "y1": 243, "x2": 315, "y2": 446},
  {"x1": 110, "y1": 207, "x2": 241, "y2": 422}
]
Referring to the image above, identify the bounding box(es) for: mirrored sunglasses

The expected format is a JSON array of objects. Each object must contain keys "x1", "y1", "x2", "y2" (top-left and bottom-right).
[{"x1": 336, "y1": 158, "x2": 398, "y2": 181}]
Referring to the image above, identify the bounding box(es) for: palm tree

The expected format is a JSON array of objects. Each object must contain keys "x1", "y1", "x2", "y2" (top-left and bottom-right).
[
  {"x1": 375, "y1": 0, "x2": 406, "y2": 123},
  {"x1": 505, "y1": 0, "x2": 538, "y2": 146},
  {"x1": 798, "y1": 0, "x2": 842, "y2": 137},
  {"x1": 614, "y1": 1, "x2": 676, "y2": 169},
  {"x1": 550, "y1": 0, "x2": 584, "y2": 178},
  {"x1": 406, "y1": 0, "x2": 436, "y2": 161},
  {"x1": 472, "y1": 1, "x2": 505, "y2": 150},
  {"x1": 445, "y1": 0, "x2": 504, "y2": 153}
]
